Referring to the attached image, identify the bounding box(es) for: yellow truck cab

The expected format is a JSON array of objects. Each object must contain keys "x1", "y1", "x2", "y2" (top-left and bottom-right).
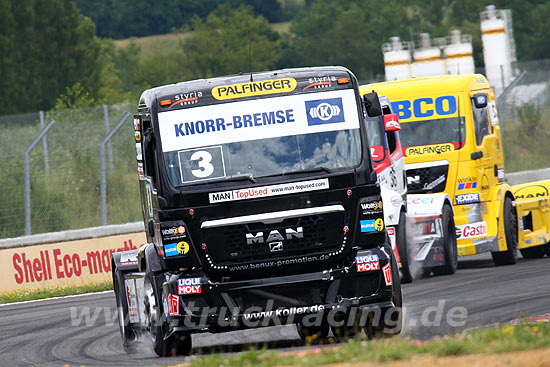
[{"x1": 363, "y1": 75, "x2": 521, "y2": 266}]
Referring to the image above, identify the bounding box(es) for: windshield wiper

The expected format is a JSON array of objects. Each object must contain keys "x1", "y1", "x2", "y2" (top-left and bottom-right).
[
  {"x1": 223, "y1": 174, "x2": 257, "y2": 183},
  {"x1": 262, "y1": 166, "x2": 333, "y2": 178}
]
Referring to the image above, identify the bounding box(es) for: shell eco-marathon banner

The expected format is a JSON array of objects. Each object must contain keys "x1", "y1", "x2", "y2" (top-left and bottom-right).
[{"x1": 0, "y1": 223, "x2": 146, "y2": 292}]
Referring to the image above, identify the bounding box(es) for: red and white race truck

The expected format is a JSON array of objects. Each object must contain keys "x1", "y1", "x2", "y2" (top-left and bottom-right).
[{"x1": 365, "y1": 95, "x2": 456, "y2": 282}]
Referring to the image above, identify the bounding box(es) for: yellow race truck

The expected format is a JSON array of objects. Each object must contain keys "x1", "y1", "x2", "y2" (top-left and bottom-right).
[{"x1": 362, "y1": 74, "x2": 549, "y2": 268}]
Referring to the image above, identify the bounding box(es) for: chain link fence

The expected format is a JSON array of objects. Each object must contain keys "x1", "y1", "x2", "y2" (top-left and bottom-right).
[
  {"x1": 0, "y1": 102, "x2": 140, "y2": 239},
  {"x1": 2, "y1": 59, "x2": 550, "y2": 239}
]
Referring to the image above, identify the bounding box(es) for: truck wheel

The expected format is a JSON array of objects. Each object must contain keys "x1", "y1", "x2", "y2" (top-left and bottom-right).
[
  {"x1": 296, "y1": 319, "x2": 329, "y2": 342},
  {"x1": 144, "y1": 275, "x2": 192, "y2": 357},
  {"x1": 365, "y1": 254, "x2": 402, "y2": 338},
  {"x1": 545, "y1": 243, "x2": 550, "y2": 257},
  {"x1": 112, "y1": 266, "x2": 138, "y2": 354},
  {"x1": 396, "y1": 211, "x2": 413, "y2": 283},
  {"x1": 520, "y1": 245, "x2": 546, "y2": 259},
  {"x1": 432, "y1": 204, "x2": 458, "y2": 276},
  {"x1": 491, "y1": 197, "x2": 518, "y2": 266}
]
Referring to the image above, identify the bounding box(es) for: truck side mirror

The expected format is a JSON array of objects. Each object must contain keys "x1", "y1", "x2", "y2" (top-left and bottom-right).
[
  {"x1": 363, "y1": 91, "x2": 382, "y2": 117},
  {"x1": 473, "y1": 93, "x2": 488, "y2": 109},
  {"x1": 383, "y1": 113, "x2": 401, "y2": 131}
]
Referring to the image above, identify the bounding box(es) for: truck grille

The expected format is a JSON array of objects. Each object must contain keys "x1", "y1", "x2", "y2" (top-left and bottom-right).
[
  {"x1": 202, "y1": 212, "x2": 345, "y2": 265},
  {"x1": 406, "y1": 164, "x2": 449, "y2": 194}
]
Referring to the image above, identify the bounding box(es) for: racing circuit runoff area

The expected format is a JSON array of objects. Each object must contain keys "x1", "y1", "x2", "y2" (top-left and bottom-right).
[{"x1": 1, "y1": 252, "x2": 548, "y2": 366}]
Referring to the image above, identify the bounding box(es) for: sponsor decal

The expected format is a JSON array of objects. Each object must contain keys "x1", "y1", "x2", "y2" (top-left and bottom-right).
[
  {"x1": 302, "y1": 76, "x2": 336, "y2": 90},
  {"x1": 135, "y1": 143, "x2": 142, "y2": 161},
  {"x1": 178, "y1": 278, "x2": 201, "y2": 295},
  {"x1": 455, "y1": 193, "x2": 480, "y2": 205},
  {"x1": 134, "y1": 130, "x2": 141, "y2": 142},
  {"x1": 361, "y1": 200, "x2": 383, "y2": 212},
  {"x1": 355, "y1": 254, "x2": 380, "y2": 272},
  {"x1": 455, "y1": 221, "x2": 488, "y2": 240},
  {"x1": 387, "y1": 227, "x2": 395, "y2": 236},
  {"x1": 391, "y1": 196, "x2": 402, "y2": 207},
  {"x1": 406, "y1": 144, "x2": 454, "y2": 156},
  {"x1": 209, "y1": 178, "x2": 329, "y2": 203},
  {"x1": 125, "y1": 280, "x2": 139, "y2": 323},
  {"x1": 212, "y1": 78, "x2": 297, "y2": 100},
  {"x1": 360, "y1": 218, "x2": 384, "y2": 232},
  {"x1": 133, "y1": 118, "x2": 140, "y2": 131},
  {"x1": 391, "y1": 95, "x2": 458, "y2": 121},
  {"x1": 228, "y1": 254, "x2": 329, "y2": 271},
  {"x1": 305, "y1": 97, "x2": 345, "y2": 125},
  {"x1": 423, "y1": 174, "x2": 446, "y2": 190},
  {"x1": 120, "y1": 251, "x2": 139, "y2": 266},
  {"x1": 164, "y1": 241, "x2": 190, "y2": 257},
  {"x1": 137, "y1": 162, "x2": 145, "y2": 180},
  {"x1": 457, "y1": 181, "x2": 477, "y2": 190},
  {"x1": 383, "y1": 115, "x2": 400, "y2": 131},
  {"x1": 382, "y1": 263, "x2": 392, "y2": 286},
  {"x1": 167, "y1": 91, "x2": 203, "y2": 108},
  {"x1": 168, "y1": 294, "x2": 179, "y2": 316},
  {"x1": 407, "y1": 196, "x2": 433, "y2": 205},
  {"x1": 158, "y1": 89, "x2": 360, "y2": 152},
  {"x1": 514, "y1": 184, "x2": 549, "y2": 200},
  {"x1": 243, "y1": 304, "x2": 325, "y2": 321},
  {"x1": 161, "y1": 226, "x2": 186, "y2": 236}
]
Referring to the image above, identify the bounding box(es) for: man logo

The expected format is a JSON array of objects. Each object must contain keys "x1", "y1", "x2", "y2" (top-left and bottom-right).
[
  {"x1": 374, "y1": 218, "x2": 384, "y2": 231},
  {"x1": 269, "y1": 242, "x2": 283, "y2": 252},
  {"x1": 246, "y1": 227, "x2": 303, "y2": 245}
]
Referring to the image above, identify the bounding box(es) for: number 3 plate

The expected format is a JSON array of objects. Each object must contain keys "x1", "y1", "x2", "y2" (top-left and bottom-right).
[{"x1": 178, "y1": 146, "x2": 226, "y2": 183}]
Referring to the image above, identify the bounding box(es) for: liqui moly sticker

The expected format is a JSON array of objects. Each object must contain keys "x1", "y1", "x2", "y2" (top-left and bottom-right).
[
  {"x1": 355, "y1": 254, "x2": 380, "y2": 272},
  {"x1": 382, "y1": 263, "x2": 392, "y2": 286},
  {"x1": 178, "y1": 278, "x2": 201, "y2": 295},
  {"x1": 168, "y1": 294, "x2": 179, "y2": 316},
  {"x1": 209, "y1": 178, "x2": 329, "y2": 203}
]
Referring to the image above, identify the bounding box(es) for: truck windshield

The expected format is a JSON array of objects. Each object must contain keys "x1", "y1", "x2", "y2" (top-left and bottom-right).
[
  {"x1": 157, "y1": 89, "x2": 362, "y2": 187},
  {"x1": 399, "y1": 117, "x2": 466, "y2": 148}
]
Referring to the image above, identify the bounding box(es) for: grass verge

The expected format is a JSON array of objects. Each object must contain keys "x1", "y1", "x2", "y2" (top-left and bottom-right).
[
  {"x1": 188, "y1": 322, "x2": 550, "y2": 367},
  {"x1": 0, "y1": 281, "x2": 113, "y2": 304}
]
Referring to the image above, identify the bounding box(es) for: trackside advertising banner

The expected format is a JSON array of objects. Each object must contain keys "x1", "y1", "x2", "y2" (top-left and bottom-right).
[
  {"x1": 0, "y1": 232, "x2": 146, "y2": 292},
  {"x1": 157, "y1": 89, "x2": 360, "y2": 152}
]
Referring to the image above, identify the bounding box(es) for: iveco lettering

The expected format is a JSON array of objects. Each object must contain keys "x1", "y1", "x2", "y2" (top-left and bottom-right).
[{"x1": 111, "y1": 67, "x2": 402, "y2": 357}]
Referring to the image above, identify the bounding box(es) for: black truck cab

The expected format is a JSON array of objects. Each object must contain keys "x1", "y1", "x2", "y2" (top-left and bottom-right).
[{"x1": 112, "y1": 66, "x2": 402, "y2": 356}]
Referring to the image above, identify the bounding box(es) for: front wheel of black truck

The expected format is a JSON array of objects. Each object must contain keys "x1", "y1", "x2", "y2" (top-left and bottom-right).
[
  {"x1": 144, "y1": 274, "x2": 192, "y2": 357},
  {"x1": 365, "y1": 254, "x2": 402, "y2": 338}
]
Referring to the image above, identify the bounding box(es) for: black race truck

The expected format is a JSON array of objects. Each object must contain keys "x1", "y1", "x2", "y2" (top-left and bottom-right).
[{"x1": 112, "y1": 66, "x2": 402, "y2": 356}]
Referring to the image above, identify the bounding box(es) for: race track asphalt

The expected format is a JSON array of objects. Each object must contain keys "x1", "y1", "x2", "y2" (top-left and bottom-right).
[{"x1": 1, "y1": 253, "x2": 548, "y2": 366}]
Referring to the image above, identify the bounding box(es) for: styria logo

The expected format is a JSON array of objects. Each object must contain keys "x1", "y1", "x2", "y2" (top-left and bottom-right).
[{"x1": 305, "y1": 97, "x2": 345, "y2": 126}]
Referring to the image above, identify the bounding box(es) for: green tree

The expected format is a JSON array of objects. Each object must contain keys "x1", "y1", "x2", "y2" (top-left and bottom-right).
[
  {"x1": 181, "y1": 4, "x2": 282, "y2": 79},
  {"x1": 0, "y1": 0, "x2": 103, "y2": 114}
]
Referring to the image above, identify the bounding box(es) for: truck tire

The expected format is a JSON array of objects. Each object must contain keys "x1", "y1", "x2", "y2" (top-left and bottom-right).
[
  {"x1": 545, "y1": 243, "x2": 550, "y2": 257},
  {"x1": 520, "y1": 245, "x2": 546, "y2": 259},
  {"x1": 364, "y1": 254, "x2": 402, "y2": 338},
  {"x1": 396, "y1": 211, "x2": 413, "y2": 283},
  {"x1": 112, "y1": 265, "x2": 138, "y2": 354},
  {"x1": 432, "y1": 204, "x2": 458, "y2": 276},
  {"x1": 491, "y1": 197, "x2": 518, "y2": 266},
  {"x1": 144, "y1": 275, "x2": 192, "y2": 357}
]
